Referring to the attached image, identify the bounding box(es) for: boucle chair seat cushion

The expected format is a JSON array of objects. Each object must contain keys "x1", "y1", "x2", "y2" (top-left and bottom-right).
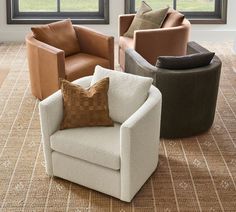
[{"x1": 50, "y1": 123, "x2": 121, "y2": 170}]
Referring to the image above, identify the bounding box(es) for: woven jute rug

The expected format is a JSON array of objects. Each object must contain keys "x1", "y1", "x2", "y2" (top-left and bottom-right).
[
  {"x1": 0, "y1": 41, "x2": 236, "y2": 212},
  {"x1": 0, "y1": 67, "x2": 9, "y2": 88}
]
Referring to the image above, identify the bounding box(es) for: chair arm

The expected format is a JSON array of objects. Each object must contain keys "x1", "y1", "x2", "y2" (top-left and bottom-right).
[
  {"x1": 125, "y1": 48, "x2": 158, "y2": 84},
  {"x1": 120, "y1": 86, "x2": 162, "y2": 202},
  {"x1": 26, "y1": 34, "x2": 66, "y2": 100},
  {"x1": 39, "y1": 76, "x2": 93, "y2": 175},
  {"x1": 119, "y1": 14, "x2": 135, "y2": 36},
  {"x1": 134, "y1": 25, "x2": 190, "y2": 65},
  {"x1": 74, "y1": 26, "x2": 114, "y2": 69}
]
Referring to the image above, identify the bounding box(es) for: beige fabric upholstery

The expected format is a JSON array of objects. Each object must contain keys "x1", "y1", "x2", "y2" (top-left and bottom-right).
[
  {"x1": 39, "y1": 76, "x2": 162, "y2": 202},
  {"x1": 118, "y1": 12, "x2": 191, "y2": 70},
  {"x1": 91, "y1": 66, "x2": 153, "y2": 124},
  {"x1": 26, "y1": 25, "x2": 114, "y2": 100},
  {"x1": 52, "y1": 152, "x2": 121, "y2": 199},
  {"x1": 51, "y1": 123, "x2": 121, "y2": 170}
]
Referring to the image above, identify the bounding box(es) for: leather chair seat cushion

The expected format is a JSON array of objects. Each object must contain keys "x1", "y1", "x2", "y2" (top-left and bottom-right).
[
  {"x1": 50, "y1": 123, "x2": 121, "y2": 170},
  {"x1": 31, "y1": 19, "x2": 80, "y2": 57},
  {"x1": 119, "y1": 36, "x2": 134, "y2": 51},
  {"x1": 65, "y1": 53, "x2": 110, "y2": 81}
]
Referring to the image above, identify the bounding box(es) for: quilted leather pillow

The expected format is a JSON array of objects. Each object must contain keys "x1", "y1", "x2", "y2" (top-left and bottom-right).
[
  {"x1": 31, "y1": 19, "x2": 80, "y2": 57},
  {"x1": 91, "y1": 65, "x2": 153, "y2": 123},
  {"x1": 60, "y1": 78, "x2": 113, "y2": 129},
  {"x1": 124, "y1": 1, "x2": 169, "y2": 38}
]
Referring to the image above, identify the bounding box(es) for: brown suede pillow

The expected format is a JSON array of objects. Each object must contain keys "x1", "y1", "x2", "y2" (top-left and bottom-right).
[
  {"x1": 124, "y1": 1, "x2": 169, "y2": 38},
  {"x1": 60, "y1": 78, "x2": 114, "y2": 130},
  {"x1": 31, "y1": 19, "x2": 80, "y2": 57},
  {"x1": 162, "y1": 9, "x2": 185, "y2": 28}
]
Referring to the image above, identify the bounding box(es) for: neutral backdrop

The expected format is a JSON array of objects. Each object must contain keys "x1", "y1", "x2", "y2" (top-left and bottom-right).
[{"x1": 0, "y1": 0, "x2": 235, "y2": 42}]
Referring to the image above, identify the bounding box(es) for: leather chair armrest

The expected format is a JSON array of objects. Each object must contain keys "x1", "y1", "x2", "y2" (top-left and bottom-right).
[
  {"x1": 74, "y1": 26, "x2": 114, "y2": 69},
  {"x1": 26, "y1": 34, "x2": 65, "y2": 99},
  {"x1": 134, "y1": 24, "x2": 190, "y2": 65},
  {"x1": 119, "y1": 14, "x2": 135, "y2": 36}
]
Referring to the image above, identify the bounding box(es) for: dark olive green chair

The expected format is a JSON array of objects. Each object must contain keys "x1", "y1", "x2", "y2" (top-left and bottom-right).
[{"x1": 125, "y1": 42, "x2": 222, "y2": 138}]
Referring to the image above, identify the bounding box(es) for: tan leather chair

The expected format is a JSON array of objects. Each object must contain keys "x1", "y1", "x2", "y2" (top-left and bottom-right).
[
  {"x1": 118, "y1": 11, "x2": 191, "y2": 70},
  {"x1": 26, "y1": 26, "x2": 114, "y2": 100}
]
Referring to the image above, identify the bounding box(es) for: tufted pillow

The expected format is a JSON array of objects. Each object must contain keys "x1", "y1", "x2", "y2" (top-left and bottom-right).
[
  {"x1": 124, "y1": 1, "x2": 169, "y2": 38},
  {"x1": 60, "y1": 77, "x2": 113, "y2": 129},
  {"x1": 91, "y1": 65, "x2": 153, "y2": 123},
  {"x1": 31, "y1": 19, "x2": 80, "y2": 57}
]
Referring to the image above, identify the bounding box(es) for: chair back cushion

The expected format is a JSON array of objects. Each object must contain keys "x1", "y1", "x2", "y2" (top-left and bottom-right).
[
  {"x1": 31, "y1": 19, "x2": 80, "y2": 56},
  {"x1": 124, "y1": 1, "x2": 169, "y2": 38},
  {"x1": 60, "y1": 77, "x2": 114, "y2": 129},
  {"x1": 91, "y1": 66, "x2": 153, "y2": 123},
  {"x1": 162, "y1": 9, "x2": 185, "y2": 28},
  {"x1": 156, "y1": 52, "x2": 215, "y2": 70}
]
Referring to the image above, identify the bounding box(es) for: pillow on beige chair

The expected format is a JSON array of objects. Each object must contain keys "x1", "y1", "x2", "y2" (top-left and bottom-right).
[
  {"x1": 31, "y1": 19, "x2": 80, "y2": 56},
  {"x1": 124, "y1": 1, "x2": 169, "y2": 38},
  {"x1": 60, "y1": 77, "x2": 113, "y2": 129},
  {"x1": 91, "y1": 65, "x2": 153, "y2": 123}
]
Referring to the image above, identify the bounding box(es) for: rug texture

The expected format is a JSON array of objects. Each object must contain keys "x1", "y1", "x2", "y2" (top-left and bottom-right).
[
  {"x1": 0, "y1": 42, "x2": 236, "y2": 212},
  {"x1": 0, "y1": 67, "x2": 9, "y2": 88}
]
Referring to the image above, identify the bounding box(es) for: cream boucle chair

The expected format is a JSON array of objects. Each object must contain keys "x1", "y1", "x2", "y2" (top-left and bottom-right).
[{"x1": 39, "y1": 76, "x2": 162, "y2": 202}]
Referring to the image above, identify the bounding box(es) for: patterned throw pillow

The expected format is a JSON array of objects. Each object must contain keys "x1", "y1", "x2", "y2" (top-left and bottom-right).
[
  {"x1": 124, "y1": 1, "x2": 169, "y2": 38},
  {"x1": 60, "y1": 77, "x2": 113, "y2": 130}
]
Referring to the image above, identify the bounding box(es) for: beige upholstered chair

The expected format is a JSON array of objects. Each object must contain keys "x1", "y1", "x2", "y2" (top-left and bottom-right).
[{"x1": 39, "y1": 76, "x2": 162, "y2": 202}]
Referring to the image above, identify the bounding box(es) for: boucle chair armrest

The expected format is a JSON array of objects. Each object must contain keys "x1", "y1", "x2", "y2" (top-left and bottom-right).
[
  {"x1": 39, "y1": 76, "x2": 92, "y2": 175},
  {"x1": 125, "y1": 48, "x2": 158, "y2": 84},
  {"x1": 120, "y1": 86, "x2": 162, "y2": 202}
]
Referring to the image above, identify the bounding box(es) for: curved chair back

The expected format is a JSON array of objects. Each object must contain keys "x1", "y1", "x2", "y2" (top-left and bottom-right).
[{"x1": 125, "y1": 42, "x2": 222, "y2": 138}]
